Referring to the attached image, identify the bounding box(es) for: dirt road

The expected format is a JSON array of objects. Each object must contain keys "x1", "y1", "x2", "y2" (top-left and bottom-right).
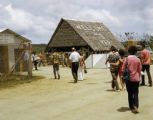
[{"x1": 0, "y1": 66, "x2": 153, "y2": 120}]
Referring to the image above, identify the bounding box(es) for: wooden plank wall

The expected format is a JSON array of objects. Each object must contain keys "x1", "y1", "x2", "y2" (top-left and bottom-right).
[{"x1": 0, "y1": 46, "x2": 9, "y2": 73}]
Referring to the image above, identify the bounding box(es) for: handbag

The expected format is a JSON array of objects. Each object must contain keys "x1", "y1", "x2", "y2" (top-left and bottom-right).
[
  {"x1": 123, "y1": 58, "x2": 130, "y2": 81},
  {"x1": 84, "y1": 69, "x2": 87, "y2": 74},
  {"x1": 84, "y1": 67, "x2": 87, "y2": 74}
]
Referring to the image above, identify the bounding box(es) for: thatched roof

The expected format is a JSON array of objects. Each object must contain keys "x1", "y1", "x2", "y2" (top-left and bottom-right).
[
  {"x1": 0, "y1": 29, "x2": 31, "y2": 43},
  {"x1": 46, "y1": 18, "x2": 124, "y2": 52}
]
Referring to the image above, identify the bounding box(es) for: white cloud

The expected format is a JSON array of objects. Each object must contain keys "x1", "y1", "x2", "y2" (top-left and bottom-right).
[
  {"x1": 99, "y1": 9, "x2": 122, "y2": 27},
  {"x1": 2, "y1": 4, "x2": 52, "y2": 43},
  {"x1": 70, "y1": 9, "x2": 122, "y2": 31},
  {"x1": 5, "y1": 4, "x2": 33, "y2": 29},
  {"x1": 0, "y1": 0, "x2": 153, "y2": 43},
  {"x1": 146, "y1": 7, "x2": 153, "y2": 19},
  {"x1": 144, "y1": 8, "x2": 153, "y2": 33}
]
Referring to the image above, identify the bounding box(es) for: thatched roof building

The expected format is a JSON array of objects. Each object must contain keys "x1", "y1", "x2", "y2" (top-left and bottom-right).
[{"x1": 45, "y1": 18, "x2": 124, "y2": 52}]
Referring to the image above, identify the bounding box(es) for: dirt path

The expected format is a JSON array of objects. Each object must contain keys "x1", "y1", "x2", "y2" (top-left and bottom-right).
[{"x1": 0, "y1": 66, "x2": 153, "y2": 120}]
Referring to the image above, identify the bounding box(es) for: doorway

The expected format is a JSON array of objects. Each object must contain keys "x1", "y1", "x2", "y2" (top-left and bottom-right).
[{"x1": 0, "y1": 46, "x2": 9, "y2": 73}]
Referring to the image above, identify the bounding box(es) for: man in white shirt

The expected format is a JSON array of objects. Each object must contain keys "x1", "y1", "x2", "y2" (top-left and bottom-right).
[
  {"x1": 31, "y1": 52, "x2": 39, "y2": 70},
  {"x1": 69, "y1": 47, "x2": 80, "y2": 83}
]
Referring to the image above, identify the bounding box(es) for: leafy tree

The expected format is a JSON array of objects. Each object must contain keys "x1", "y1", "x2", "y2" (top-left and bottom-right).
[{"x1": 149, "y1": 36, "x2": 153, "y2": 50}]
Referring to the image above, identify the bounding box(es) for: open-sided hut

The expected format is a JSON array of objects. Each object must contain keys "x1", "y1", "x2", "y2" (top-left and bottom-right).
[
  {"x1": 45, "y1": 18, "x2": 124, "y2": 54},
  {"x1": 0, "y1": 29, "x2": 31, "y2": 73}
]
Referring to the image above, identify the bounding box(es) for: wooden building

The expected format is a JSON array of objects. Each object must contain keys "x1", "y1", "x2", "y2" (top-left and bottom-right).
[
  {"x1": 45, "y1": 18, "x2": 124, "y2": 53},
  {"x1": 0, "y1": 29, "x2": 31, "y2": 73}
]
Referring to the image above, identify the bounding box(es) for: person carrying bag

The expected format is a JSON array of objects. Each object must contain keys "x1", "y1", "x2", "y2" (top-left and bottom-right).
[
  {"x1": 123, "y1": 58, "x2": 130, "y2": 82},
  {"x1": 122, "y1": 46, "x2": 142, "y2": 114}
]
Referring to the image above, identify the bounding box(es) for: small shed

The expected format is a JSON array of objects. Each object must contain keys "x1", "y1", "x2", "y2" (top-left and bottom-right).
[
  {"x1": 45, "y1": 18, "x2": 124, "y2": 53},
  {"x1": 0, "y1": 29, "x2": 31, "y2": 73}
]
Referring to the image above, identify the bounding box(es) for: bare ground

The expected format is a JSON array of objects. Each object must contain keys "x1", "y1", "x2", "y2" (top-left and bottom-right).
[{"x1": 0, "y1": 66, "x2": 153, "y2": 120}]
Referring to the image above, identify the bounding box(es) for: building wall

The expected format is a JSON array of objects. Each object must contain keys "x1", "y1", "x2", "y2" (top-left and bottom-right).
[
  {"x1": 8, "y1": 44, "x2": 25, "y2": 72},
  {"x1": 8, "y1": 45, "x2": 16, "y2": 72},
  {"x1": 0, "y1": 33, "x2": 14, "y2": 44},
  {"x1": 85, "y1": 54, "x2": 109, "y2": 69},
  {"x1": 0, "y1": 32, "x2": 26, "y2": 73}
]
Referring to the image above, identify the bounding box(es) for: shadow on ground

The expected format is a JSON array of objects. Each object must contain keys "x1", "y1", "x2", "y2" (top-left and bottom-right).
[
  {"x1": 0, "y1": 75, "x2": 45, "y2": 90},
  {"x1": 117, "y1": 107, "x2": 130, "y2": 112},
  {"x1": 105, "y1": 89, "x2": 115, "y2": 92}
]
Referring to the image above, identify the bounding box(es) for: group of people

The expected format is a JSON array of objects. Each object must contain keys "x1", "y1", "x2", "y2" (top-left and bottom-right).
[
  {"x1": 51, "y1": 47, "x2": 86, "y2": 82},
  {"x1": 106, "y1": 44, "x2": 152, "y2": 114},
  {"x1": 69, "y1": 47, "x2": 86, "y2": 82},
  {"x1": 33, "y1": 44, "x2": 152, "y2": 114}
]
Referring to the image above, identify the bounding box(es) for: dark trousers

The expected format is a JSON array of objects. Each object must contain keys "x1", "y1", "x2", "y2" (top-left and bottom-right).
[
  {"x1": 141, "y1": 64, "x2": 152, "y2": 85},
  {"x1": 110, "y1": 68, "x2": 119, "y2": 90},
  {"x1": 126, "y1": 81, "x2": 139, "y2": 109},
  {"x1": 71, "y1": 62, "x2": 79, "y2": 83},
  {"x1": 53, "y1": 63, "x2": 60, "y2": 79},
  {"x1": 33, "y1": 61, "x2": 38, "y2": 70}
]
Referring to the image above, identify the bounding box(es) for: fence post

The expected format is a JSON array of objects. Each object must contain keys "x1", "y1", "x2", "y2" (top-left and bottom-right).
[{"x1": 28, "y1": 43, "x2": 32, "y2": 79}]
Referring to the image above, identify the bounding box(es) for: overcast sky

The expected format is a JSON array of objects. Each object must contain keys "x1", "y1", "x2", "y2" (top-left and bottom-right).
[{"x1": 0, "y1": 0, "x2": 153, "y2": 43}]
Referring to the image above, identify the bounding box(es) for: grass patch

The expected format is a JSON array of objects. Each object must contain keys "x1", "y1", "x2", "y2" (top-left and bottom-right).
[{"x1": 0, "y1": 75, "x2": 45, "y2": 90}]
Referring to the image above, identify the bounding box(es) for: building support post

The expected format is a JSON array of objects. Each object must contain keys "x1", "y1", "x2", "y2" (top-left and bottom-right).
[{"x1": 28, "y1": 43, "x2": 32, "y2": 79}]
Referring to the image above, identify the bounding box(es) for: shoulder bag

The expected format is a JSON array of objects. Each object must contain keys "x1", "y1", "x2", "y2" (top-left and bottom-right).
[{"x1": 123, "y1": 58, "x2": 130, "y2": 81}]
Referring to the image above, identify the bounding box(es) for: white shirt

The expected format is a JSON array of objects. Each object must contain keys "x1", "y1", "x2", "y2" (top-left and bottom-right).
[{"x1": 69, "y1": 51, "x2": 80, "y2": 62}]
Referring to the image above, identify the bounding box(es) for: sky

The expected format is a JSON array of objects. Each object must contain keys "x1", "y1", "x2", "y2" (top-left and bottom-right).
[{"x1": 0, "y1": 0, "x2": 153, "y2": 43}]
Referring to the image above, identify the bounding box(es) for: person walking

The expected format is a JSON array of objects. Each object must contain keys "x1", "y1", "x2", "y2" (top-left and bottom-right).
[
  {"x1": 78, "y1": 52, "x2": 86, "y2": 81},
  {"x1": 140, "y1": 43, "x2": 152, "y2": 87},
  {"x1": 69, "y1": 47, "x2": 80, "y2": 83},
  {"x1": 31, "y1": 52, "x2": 39, "y2": 70},
  {"x1": 51, "y1": 51, "x2": 60, "y2": 79},
  {"x1": 122, "y1": 46, "x2": 142, "y2": 113},
  {"x1": 118, "y1": 49, "x2": 126, "y2": 90},
  {"x1": 38, "y1": 52, "x2": 45, "y2": 67},
  {"x1": 105, "y1": 46, "x2": 120, "y2": 91},
  {"x1": 109, "y1": 49, "x2": 126, "y2": 91}
]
